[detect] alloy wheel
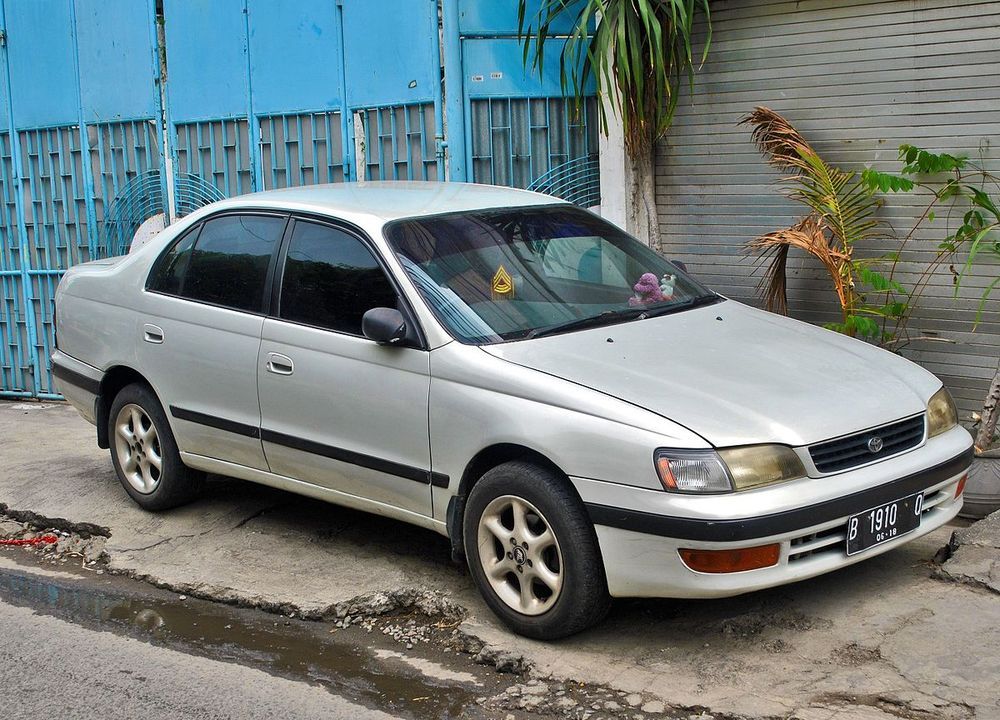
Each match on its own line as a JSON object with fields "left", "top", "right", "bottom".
{"left": 477, "top": 495, "right": 564, "bottom": 616}
{"left": 114, "top": 403, "right": 163, "bottom": 494}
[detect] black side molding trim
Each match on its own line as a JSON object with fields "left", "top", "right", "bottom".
{"left": 168, "top": 407, "right": 451, "bottom": 487}
{"left": 261, "top": 428, "right": 447, "bottom": 487}
{"left": 430, "top": 472, "right": 451, "bottom": 489}
{"left": 586, "top": 447, "right": 974, "bottom": 543}
{"left": 169, "top": 406, "right": 260, "bottom": 439}
{"left": 51, "top": 361, "right": 102, "bottom": 395}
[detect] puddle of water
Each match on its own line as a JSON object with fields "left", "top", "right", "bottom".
{"left": 0, "top": 560, "right": 493, "bottom": 720}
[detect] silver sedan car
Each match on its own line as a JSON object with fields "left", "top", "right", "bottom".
{"left": 52, "top": 182, "right": 973, "bottom": 639}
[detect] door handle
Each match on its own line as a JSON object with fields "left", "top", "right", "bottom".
{"left": 266, "top": 352, "right": 294, "bottom": 375}
{"left": 143, "top": 324, "right": 164, "bottom": 344}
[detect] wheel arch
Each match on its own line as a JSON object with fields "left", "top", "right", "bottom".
{"left": 446, "top": 443, "right": 581, "bottom": 561}
{"left": 96, "top": 365, "right": 155, "bottom": 449}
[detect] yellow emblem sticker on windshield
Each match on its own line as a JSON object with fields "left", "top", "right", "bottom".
{"left": 492, "top": 264, "right": 514, "bottom": 299}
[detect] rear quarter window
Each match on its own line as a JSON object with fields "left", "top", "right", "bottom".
{"left": 146, "top": 214, "right": 286, "bottom": 313}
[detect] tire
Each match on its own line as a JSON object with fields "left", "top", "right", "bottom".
{"left": 108, "top": 382, "right": 202, "bottom": 511}
{"left": 463, "top": 460, "right": 611, "bottom": 639}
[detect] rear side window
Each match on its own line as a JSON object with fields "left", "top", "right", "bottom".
{"left": 148, "top": 214, "right": 286, "bottom": 313}
{"left": 278, "top": 220, "right": 398, "bottom": 335}
{"left": 147, "top": 226, "right": 199, "bottom": 295}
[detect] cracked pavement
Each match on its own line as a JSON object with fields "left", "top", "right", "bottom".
{"left": 2, "top": 401, "right": 998, "bottom": 720}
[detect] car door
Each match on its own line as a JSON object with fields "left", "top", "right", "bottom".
{"left": 257, "top": 217, "right": 433, "bottom": 517}
{"left": 140, "top": 212, "right": 287, "bottom": 470}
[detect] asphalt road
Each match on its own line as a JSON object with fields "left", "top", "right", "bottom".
{"left": 0, "top": 594, "right": 395, "bottom": 720}
{"left": 0, "top": 555, "right": 501, "bottom": 720}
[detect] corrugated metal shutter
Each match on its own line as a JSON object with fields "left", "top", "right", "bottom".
{"left": 657, "top": 0, "right": 1000, "bottom": 420}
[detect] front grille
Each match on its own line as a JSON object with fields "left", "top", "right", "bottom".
{"left": 809, "top": 415, "right": 925, "bottom": 473}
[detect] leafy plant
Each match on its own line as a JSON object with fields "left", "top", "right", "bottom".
{"left": 517, "top": 0, "right": 711, "bottom": 251}
{"left": 862, "top": 145, "right": 1000, "bottom": 329}
{"left": 745, "top": 110, "right": 1000, "bottom": 450}
{"left": 741, "top": 107, "right": 907, "bottom": 339}
{"left": 863, "top": 145, "right": 1000, "bottom": 452}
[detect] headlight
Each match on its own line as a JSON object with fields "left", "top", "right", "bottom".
{"left": 927, "top": 386, "right": 958, "bottom": 438}
{"left": 656, "top": 445, "right": 806, "bottom": 493}
{"left": 654, "top": 450, "right": 732, "bottom": 493}
{"left": 719, "top": 445, "right": 807, "bottom": 490}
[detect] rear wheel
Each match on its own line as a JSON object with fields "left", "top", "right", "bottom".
{"left": 463, "top": 461, "right": 611, "bottom": 639}
{"left": 109, "top": 383, "right": 202, "bottom": 510}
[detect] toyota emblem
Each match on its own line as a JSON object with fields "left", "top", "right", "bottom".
{"left": 867, "top": 436, "right": 884, "bottom": 454}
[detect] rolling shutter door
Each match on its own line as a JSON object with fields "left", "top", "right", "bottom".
{"left": 657, "top": 0, "right": 1000, "bottom": 418}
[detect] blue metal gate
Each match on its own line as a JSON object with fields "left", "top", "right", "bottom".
{"left": 457, "top": 2, "right": 600, "bottom": 206}
{"left": 0, "top": 0, "right": 599, "bottom": 399}
{"left": 163, "top": 0, "right": 443, "bottom": 199}
{"left": 0, "top": 0, "right": 163, "bottom": 398}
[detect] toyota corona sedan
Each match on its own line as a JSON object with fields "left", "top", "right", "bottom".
{"left": 52, "top": 182, "right": 973, "bottom": 639}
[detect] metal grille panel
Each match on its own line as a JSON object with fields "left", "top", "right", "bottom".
{"left": 358, "top": 103, "right": 438, "bottom": 182}
{"left": 259, "top": 111, "right": 345, "bottom": 189}
{"left": 0, "top": 131, "right": 32, "bottom": 396}
{"left": 19, "top": 127, "right": 93, "bottom": 270}
{"left": 809, "top": 415, "right": 926, "bottom": 473}
{"left": 174, "top": 119, "right": 253, "bottom": 200}
{"left": 89, "top": 120, "right": 162, "bottom": 257}
{"left": 470, "top": 96, "right": 598, "bottom": 194}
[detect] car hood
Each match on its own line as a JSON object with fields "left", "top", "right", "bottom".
{"left": 481, "top": 300, "right": 939, "bottom": 447}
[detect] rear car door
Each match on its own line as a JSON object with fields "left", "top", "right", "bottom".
{"left": 140, "top": 212, "right": 287, "bottom": 470}
{"left": 257, "top": 217, "right": 433, "bottom": 516}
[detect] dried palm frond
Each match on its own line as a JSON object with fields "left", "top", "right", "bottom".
{"left": 747, "top": 217, "right": 853, "bottom": 314}
{"left": 740, "top": 106, "right": 816, "bottom": 174}
{"left": 742, "top": 108, "right": 880, "bottom": 327}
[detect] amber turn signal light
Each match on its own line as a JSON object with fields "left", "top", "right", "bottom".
{"left": 679, "top": 544, "right": 781, "bottom": 574}
{"left": 955, "top": 473, "right": 968, "bottom": 499}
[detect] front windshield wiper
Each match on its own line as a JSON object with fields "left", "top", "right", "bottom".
{"left": 524, "top": 294, "right": 722, "bottom": 340}
{"left": 638, "top": 293, "right": 722, "bottom": 319}
{"left": 525, "top": 307, "right": 646, "bottom": 339}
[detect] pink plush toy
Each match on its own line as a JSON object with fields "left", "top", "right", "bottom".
{"left": 628, "top": 272, "right": 665, "bottom": 306}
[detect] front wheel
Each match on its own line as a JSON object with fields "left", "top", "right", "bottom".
{"left": 108, "top": 383, "right": 202, "bottom": 511}
{"left": 463, "top": 461, "right": 611, "bottom": 639}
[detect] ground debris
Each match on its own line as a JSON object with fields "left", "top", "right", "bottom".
{"left": 934, "top": 511, "right": 1000, "bottom": 595}
{"left": 808, "top": 692, "right": 976, "bottom": 720}
{"left": 0, "top": 510, "right": 108, "bottom": 566}
{"left": 328, "top": 587, "right": 466, "bottom": 624}
{"left": 476, "top": 675, "right": 759, "bottom": 719}
{"left": 0, "top": 503, "right": 109, "bottom": 539}
{"left": 831, "top": 642, "right": 884, "bottom": 667}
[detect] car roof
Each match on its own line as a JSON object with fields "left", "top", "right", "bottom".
{"left": 208, "top": 181, "right": 566, "bottom": 224}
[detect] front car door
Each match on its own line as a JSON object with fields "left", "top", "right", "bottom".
{"left": 257, "top": 217, "right": 433, "bottom": 517}
{"left": 140, "top": 212, "right": 287, "bottom": 470}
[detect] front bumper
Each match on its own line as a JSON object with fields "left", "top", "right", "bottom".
{"left": 574, "top": 427, "right": 973, "bottom": 598}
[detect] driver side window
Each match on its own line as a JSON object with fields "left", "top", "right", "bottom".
{"left": 278, "top": 220, "right": 398, "bottom": 335}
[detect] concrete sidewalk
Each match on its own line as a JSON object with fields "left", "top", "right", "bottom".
{"left": 2, "top": 400, "right": 998, "bottom": 720}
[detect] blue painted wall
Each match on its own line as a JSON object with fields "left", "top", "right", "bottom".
{"left": 4, "top": 0, "right": 79, "bottom": 129}
{"left": 76, "top": 0, "right": 160, "bottom": 123}
{"left": 342, "top": 0, "right": 439, "bottom": 109}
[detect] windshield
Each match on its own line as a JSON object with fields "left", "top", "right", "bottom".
{"left": 384, "top": 205, "right": 717, "bottom": 344}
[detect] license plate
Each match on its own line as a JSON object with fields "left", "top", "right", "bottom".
{"left": 846, "top": 492, "right": 923, "bottom": 556}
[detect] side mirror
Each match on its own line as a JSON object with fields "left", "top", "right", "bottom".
{"left": 362, "top": 307, "right": 407, "bottom": 345}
